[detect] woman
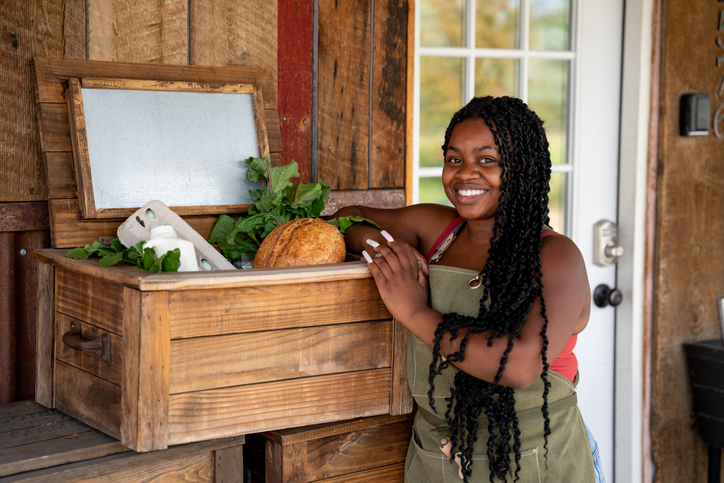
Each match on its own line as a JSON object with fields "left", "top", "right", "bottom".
{"left": 332, "top": 96, "right": 599, "bottom": 482}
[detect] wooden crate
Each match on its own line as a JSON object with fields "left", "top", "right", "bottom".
{"left": 244, "top": 413, "right": 413, "bottom": 483}
{"left": 0, "top": 400, "right": 244, "bottom": 482}
{"left": 35, "top": 251, "right": 412, "bottom": 452}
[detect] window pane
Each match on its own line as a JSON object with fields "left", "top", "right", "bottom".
{"left": 548, "top": 171, "right": 567, "bottom": 233}
{"left": 419, "top": 177, "right": 453, "bottom": 205}
{"left": 528, "top": 59, "right": 569, "bottom": 165}
{"left": 420, "top": 57, "right": 464, "bottom": 168}
{"left": 420, "top": 0, "right": 465, "bottom": 47}
{"left": 530, "top": 0, "right": 571, "bottom": 51}
{"left": 476, "top": 0, "right": 520, "bottom": 49}
{"left": 474, "top": 58, "right": 518, "bottom": 98}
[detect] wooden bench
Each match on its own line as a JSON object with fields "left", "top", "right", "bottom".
{"left": 0, "top": 400, "right": 244, "bottom": 482}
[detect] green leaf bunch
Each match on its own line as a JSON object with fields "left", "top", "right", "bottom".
{"left": 327, "top": 215, "right": 382, "bottom": 235}
{"left": 208, "top": 157, "right": 331, "bottom": 260}
{"left": 66, "top": 239, "right": 181, "bottom": 272}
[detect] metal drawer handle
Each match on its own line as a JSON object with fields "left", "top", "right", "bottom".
{"left": 63, "top": 323, "right": 110, "bottom": 363}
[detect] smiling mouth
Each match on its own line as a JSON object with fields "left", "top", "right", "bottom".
{"left": 457, "top": 189, "right": 488, "bottom": 196}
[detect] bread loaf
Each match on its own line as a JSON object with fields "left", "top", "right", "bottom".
{"left": 253, "top": 218, "right": 346, "bottom": 268}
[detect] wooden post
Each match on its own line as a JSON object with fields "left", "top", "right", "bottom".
{"left": 390, "top": 318, "right": 413, "bottom": 415}
{"left": 122, "top": 288, "right": 170, "bottom": 451}
{"left": 35, "top": 263, "right": 55, "bottom": 408}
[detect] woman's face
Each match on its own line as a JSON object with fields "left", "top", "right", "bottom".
{"left": 442, "top": 119, "right": 503, "bottom": 222}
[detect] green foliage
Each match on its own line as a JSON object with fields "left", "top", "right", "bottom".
{"left": 66, "top": 239, "right": 181, "bottom": 272}
{"left": 328, "top": 216, "right": 382, "bottom": 235}
{"left": 209, "top": 157, "right": 331, "bottom": 261}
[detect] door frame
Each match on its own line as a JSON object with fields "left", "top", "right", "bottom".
{"left": 615, "top": 0, "right": 656, "bottom": 482}
{"left": 403, "top": 0, "right": 655, "bottom": 480}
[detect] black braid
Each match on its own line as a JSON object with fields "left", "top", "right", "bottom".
{"left": 426, "top": 96, "right": 552, "bottom": 482}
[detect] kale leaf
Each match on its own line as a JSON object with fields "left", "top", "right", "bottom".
{"left": 208, "top": 157, "right": 331, "bottom": 261}
{"left": 66, "top": 239, "right": 181, "bottom": 272}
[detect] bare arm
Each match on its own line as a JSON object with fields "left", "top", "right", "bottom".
{"left": 329, "top": 203, "right": 458, "bottom": 256}
{"left": 366, "top": 234, "right": 590, "bottom": 389}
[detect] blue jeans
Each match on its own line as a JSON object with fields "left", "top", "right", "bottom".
{"left": 586, "top": 425, "right": 606, "bottom": 483}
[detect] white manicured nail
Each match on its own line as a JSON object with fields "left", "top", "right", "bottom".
{"left": 362, "top": 250, "right": 373, "bottom": 263}
{"left": 381, "top": 230, "right": 394, "bottom": 242}
{"left": 366, "top": 239, "right": 380, "bottom": 248}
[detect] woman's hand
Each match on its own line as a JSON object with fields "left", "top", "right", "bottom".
{"left": 362, "top": 231, "right": 430, "bottom": 322}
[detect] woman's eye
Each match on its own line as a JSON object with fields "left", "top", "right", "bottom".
{"left": 445, "top": 157, "right": 461, "bottom": 164}
{"left": 479, "top": 157, "right": 495, "bottom": 165}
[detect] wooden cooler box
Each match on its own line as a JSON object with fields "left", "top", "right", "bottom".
{"left": 31, "top": 58, "right": 412, "bottom": 453}
{"left": 0, "top": 400, "right": 245, "bottom": 482}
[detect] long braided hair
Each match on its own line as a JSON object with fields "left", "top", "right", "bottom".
{"left": 428, "top": 96, "right": 552, "bottom": 482}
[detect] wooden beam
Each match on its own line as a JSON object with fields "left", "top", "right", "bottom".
{"left": 278, "top": 0, "right": 314, "bottom": 181}
{"left": 0, "top": 203, "right": 49, "bottom": 232}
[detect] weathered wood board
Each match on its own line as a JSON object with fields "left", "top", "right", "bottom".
{"left": 244, "top": 413, "right": 412, "bottom": 483}
{"left": 316, "top": 0, "right": 410, "bottom": 190}
{"left": 0, "top": 0, "right": 85, "bottom": 203}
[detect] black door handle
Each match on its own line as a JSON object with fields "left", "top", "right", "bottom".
{"left": 594, "top": 284, "right": 623, "bottom": 308}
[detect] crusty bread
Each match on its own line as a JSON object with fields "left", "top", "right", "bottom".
{"left": 253, "top": 218, "right": 346, "bottom": 268}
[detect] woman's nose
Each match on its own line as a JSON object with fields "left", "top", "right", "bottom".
{"left": 456, "top": 161, "right": 480, "bottom": 179}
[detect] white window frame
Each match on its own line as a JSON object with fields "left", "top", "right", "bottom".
{"left": 412, "top": 0, "right": 577, "bottom": 235}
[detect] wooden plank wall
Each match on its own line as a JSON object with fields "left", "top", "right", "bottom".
{"left": 651, "top": 0, "right": 724, "bottom": 481}
{"left": 317, "top": 0, "right": 408, "bottom": 189}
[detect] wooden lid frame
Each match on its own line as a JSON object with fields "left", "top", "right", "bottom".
{"left": 31, "top": 58, "right": 281, "bottom": 248}
{"left": 66, "top": 77, "right": 270, "bottom": 220}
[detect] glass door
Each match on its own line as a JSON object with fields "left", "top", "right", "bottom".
{"left": 413, "top": 1, "right": 625, "bottom": 479}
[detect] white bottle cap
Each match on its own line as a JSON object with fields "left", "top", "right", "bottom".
{"left": 150, "top": 225, "right": 177, "bottom": 238}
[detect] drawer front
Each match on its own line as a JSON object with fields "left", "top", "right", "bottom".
{"left": 169, "top": 321, "right": 393, "bottom": 393}
{"left": 56, "top": 313, "right": 123, "bottom": 386}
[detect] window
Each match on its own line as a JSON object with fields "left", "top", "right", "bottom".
{"left": 413, "top": 0, "right": 575, "bottom": 233}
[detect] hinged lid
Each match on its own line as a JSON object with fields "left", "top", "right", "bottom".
{"left": 32, "top": 57, "right": 282, "bottom": 249}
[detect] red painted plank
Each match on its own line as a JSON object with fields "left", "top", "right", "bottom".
{"left": 278, "top": 0, "right": 314, "bottom": 182}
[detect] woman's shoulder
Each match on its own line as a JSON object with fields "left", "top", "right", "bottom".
{"left": 539, "top": 233, "right": 589, "bottom": 288}
{"left": 383, "top": 204, "right": 460, "bottom": 254}
{"left": 406, "top": 203, "right": 461, "bottom": 235}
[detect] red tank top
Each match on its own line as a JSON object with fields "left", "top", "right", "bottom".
{"left": 427, "top": 216, "right": 578, "bottom": 382}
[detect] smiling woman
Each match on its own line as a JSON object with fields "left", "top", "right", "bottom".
{"left": 441, "top": 119, "right": 502, "bottom": 223}
{"left": 330, "top": 96, "right": 597, "bottom": 482}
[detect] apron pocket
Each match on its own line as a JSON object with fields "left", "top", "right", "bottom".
{"left": 408, "top": 433, "right": 542, "bottom": 482}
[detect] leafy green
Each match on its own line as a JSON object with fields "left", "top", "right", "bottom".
{"left": 328, "top": 216, "right": 382, "bottom": 235}
{"left": 209, "top": 157, "right": 331, "bottom": 260}
{"left": 66, "top": 239, "right": 181, "bottom": 272}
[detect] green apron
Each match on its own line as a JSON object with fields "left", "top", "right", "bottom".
{"left": 404, "top": 265, "right": 595, "bottom": 482}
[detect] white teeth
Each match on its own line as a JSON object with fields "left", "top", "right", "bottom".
{"left": 457, "top": 189, "right": 487, "bottom": 196}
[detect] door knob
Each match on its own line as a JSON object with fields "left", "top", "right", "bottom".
{"left": 594, "top": 284, "right": 623, "bottom": 308}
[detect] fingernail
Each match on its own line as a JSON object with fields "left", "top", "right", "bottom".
{"left": 381, "top": 230, "right": 394, "bottom": 242}
{"left": 362, "top": 250, "right": 373, "bottom": 263}
{"left": 366, "top": 239, "right": 380, "bottom": 248}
